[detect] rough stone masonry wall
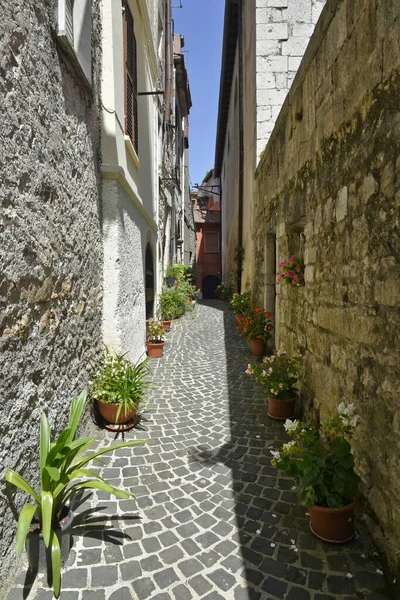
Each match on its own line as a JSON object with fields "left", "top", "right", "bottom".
{"left": 256, "top": 0, "right": 326, "bottom": 159}
{"left": 254, "top": 0, "right": 400, "bottom": 570}
{"left": 0, "top": 0, "right": 102, "bottom": 586}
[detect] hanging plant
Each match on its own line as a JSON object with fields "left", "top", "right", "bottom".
{"left": 276, "top": 255, "right": 305, "bottom": 286}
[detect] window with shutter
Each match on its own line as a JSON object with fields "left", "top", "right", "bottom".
{"left": 123, "top": 0, "right": 139, "bottom": 153}
{"left": 204, "top": 232, "right": 220, "bottom": 253}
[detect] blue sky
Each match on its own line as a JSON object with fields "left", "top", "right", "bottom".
{"left": 173, "top": 0, "right": 225, "bottom": 187}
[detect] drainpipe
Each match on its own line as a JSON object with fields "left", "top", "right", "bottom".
{"left": 237, "top": 0, "right": 244, "bottom": 293}
{"left": 165, "top": 0, "right": 173, "bottom": 122}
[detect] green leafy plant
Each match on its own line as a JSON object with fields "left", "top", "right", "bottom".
{"left": 236, "top": 306, "right": 273, "bottom": 342}
{"left": 246, "top": 349, "right": 303, "bottom": 399}
{"left": 90, "top": 348, "right": 150, "bottom": 420}
{"left": 276, "top": 255, "right": 305, "bottom": 286}
{"left": 166, "top": 264, "right": 193, "bottom": 283}
{"left": 230, "top": 291, "right": 253, "bottom": 316}
{"left": 234, "top": 245, "right": 245, "bottom": 268}
{"left": 176, "top": 275, "right": 198, "bottom": 301}
{"left": 146, "top": 319, "right": 166, "bottom": 342}
{"left": 271, "top": 403, "right": 361, "bottom": 508}
{"left": 4, "top": 390, "right": 150, "bottom": 598}
{"left": 158, "top": 287, "right": 187, "bottom": 320}
{"left": 215, "top": 282, "right": 234, "bottom": 300}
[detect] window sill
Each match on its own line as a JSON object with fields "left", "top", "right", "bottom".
{"left": 124, "top": 136, "right": 140, "bottom": 168}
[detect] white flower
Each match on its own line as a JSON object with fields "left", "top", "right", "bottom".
{"left": 284, "top": 419, "right": 299, "bottom": 433}
{"left": 245, "top": 364, "right": 254, "bottom": 375}
{"left": 268, "top": 367, "right": 273, "bottom": 374}
{"left": 340, "top": 415, "right": 350, "bottom": 427}
{"left": 338, "top": 402, "right": 346, "bottom": 413}
{"left": 270, "top": 450, "right": 281, "bottom": 460}
{"left": 283, "top": 440, "right": 296, "bottom": 452}
{"left": 350, "top": 415, "right": 360, "bottom": 427}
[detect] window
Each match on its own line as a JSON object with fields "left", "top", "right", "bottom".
{"left": 204, "top": 232, "right": 220, "bottom": 253}
{"left": 57, "top": 0, "right": 92, "bottom": 85}
{"left": 123, "top": 0, "right": 138, "bottom": 152}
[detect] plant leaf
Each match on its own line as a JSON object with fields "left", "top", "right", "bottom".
{"left": 4, "top": 469, "right": 40, "bottom": 504}
{"left": 41, "top": 491, "right": 53, "bottom": 547}
{"left": 72, "top": 440, "right": 152, "bottom": 471}
{"left": 50, "top": 530, "right": 61, "bottom": 598}
{"left": 62, "top": 479, "right": 135, "bottom": 505}
{"left": 15, "top": 503, "right": 38, "bottom": 556}
{"left": 40, "top": 412, "right": 51, "bottom": 490}
{"left": 67, "top": 389, "right": 87, "bottom": 443}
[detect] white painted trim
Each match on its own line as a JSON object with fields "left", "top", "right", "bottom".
{"left": 102, "top": 165, "right": 157, "bottom": 232}
{"left": 124, "top": 136, "right": 141, "bottom": 169}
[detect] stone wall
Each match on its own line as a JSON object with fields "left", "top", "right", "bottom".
{"left": 256, "top": 0, "right": 326, "bottom": 158}
{"left": 254, "top": 0, "right": 400, "bottom": 570}
{"left": 0, "top": 0, "right": 102, "bottom": 586}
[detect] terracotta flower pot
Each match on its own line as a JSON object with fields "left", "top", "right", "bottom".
{"left": 267, "top": 396, "right": 297, "bottom": 420}
{"left": 162, "top": 320, "right": 172, "bottom": 332}
{"left": 146, "top": 340, "right": 165, "bottom": 358}
{"left": 250, "top": 339, "right": 266, "bottom": 356}
{"left": 309, "top": 497, "right": 358, "bottom": 543}
{"left": 97, "top": 400, "right": 137, "bottom": 431}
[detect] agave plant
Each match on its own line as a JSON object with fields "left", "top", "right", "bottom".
{"left": 4, "top": 389, "right": 150, "bottom": 597}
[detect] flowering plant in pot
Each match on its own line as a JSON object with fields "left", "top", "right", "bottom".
{"left": 230, "top": 291, "right": 253, "bottom": 320}
{"left": 4, "top": 390, "right": 150, "bottom": 597}
{"left": 236, "top": 307, "right": 273, "bottom": 355}
{"left": 246, "top": 350, "right": 303, "bottom": 418}
{"left": 146, "top": 319, "right": 166, "bottom": 358}
{"left": 271, "top": 403, "right": 361, "bottom": 542}
{"left": 276, "top": 255, "right": 305, "bottom": 286}
{"left": 215, "top": 282, "right": 234, "bottom": 301}
{"left": 90, "top": 348, "right": 150, "bottom": 430}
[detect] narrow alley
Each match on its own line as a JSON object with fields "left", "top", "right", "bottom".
{"left": 6, "top": 303, "right": 396, "bottom": 600}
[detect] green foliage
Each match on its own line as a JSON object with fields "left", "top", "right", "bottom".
{"left": 146, "top": 319, "right": 166, "bottom": 342}
{"left": 215, "top": 282, "right": 234, "bottom": 299}
{"left": 90, "top": 348, "right": 150, "bottom": 420}
{"left": 234, "top": 245, "right": 245, "bottom": 268}
{"left": 246, "top": 349, "right": 303, "bottom": 399}
{"left": 271, "top": 404, "right": 361, "bottom": 508}
{"left": 230, "top": 291, "right": 253, "bottom": 315}
{"left": 175, "top": 275, "right": 198, "bottom": 301}
{"left": 236, "top": 306, "right": 274, "bottom": 342}
{"left": 158, "top": 287, "right": 187, "bottom": 320}
{"left": 4, "top": 390, "right": 150, "bottom": 597}
{"left": 166, "top": 264, "right": 193, "bottom": 283}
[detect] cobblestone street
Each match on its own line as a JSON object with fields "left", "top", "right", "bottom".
{"left": 6, "top": 302, "right": 398, "bottom": 600}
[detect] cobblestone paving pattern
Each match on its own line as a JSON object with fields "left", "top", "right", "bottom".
{"left": 5, "top": 302, "right": 399, "bottom": 600}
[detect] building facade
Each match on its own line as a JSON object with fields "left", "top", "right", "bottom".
{"left": 214, "top": 0, "right": 325, "bottom": 289}
{"left": 192, "top": 172, "right": 221, "bottom": 298}
{"left": 0, "top": 0, "right": 103, "bottom": 585}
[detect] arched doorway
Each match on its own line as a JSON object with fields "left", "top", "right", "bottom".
{"left": 145, "top": 243, "right": 155, "bottom": 319}
{"left": 202, "top": 275, "right": 220, "bottom": 300}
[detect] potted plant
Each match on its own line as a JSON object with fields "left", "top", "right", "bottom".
{"left": 90, "top": 348, "right": 150, "bottom": 430}
{"left": 237, "top": 306, "right": 274, "bottom": 355}
{"left": 230, "top": 291, "right": 253, "bottom": 323}
{"left": 158, "top": 286, "right": 187, "bottom": 327}
{"left": 246, "top": 350, "right": 303, "bottom": 417}
{"left": 176, "top": 275, "right": 198, "bottom": 304}
{"left": 4, "top": 390, "right": 150, "bottom": 598}
{"left": 215, "top": 282, "right": 234, "bottom": 301}
{"left": 276, "top": 255, "right": 305, "bottom": 286}
{"left": 271, "top": 403, "right": 361, "bottom": 542}
{"left": 146, "top": 319, "right": 166, "bottom": 357}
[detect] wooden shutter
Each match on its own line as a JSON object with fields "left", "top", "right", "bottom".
{"left": 65, "top": 0, "right": 74, "bottom": 46}
{"left": 123, "top": 1, "right": 138, "bottom": 153}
